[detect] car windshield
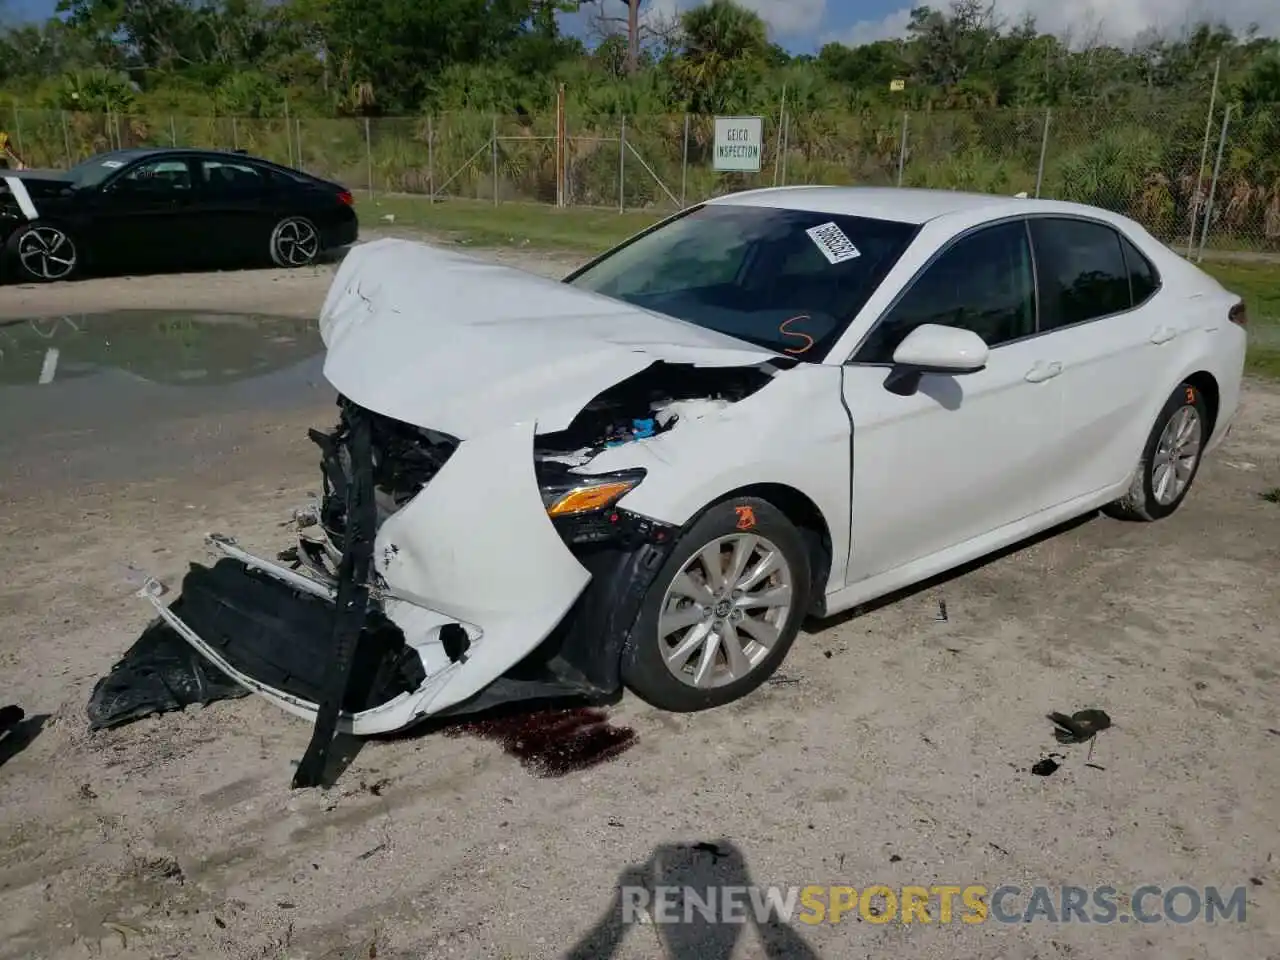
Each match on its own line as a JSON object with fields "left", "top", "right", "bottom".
{"left": 66, "top": 152, "right": 137, "bottom": 187}
{"left": 566, "top": 203, "right": 919, "bottom": 360}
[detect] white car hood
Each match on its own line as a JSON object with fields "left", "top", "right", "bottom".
{"left": 319, "top": 238, "right": 780, "bottom": 437}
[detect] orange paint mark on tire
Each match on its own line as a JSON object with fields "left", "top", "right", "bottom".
{"left": 734, "top": 505, "right": 757, "bottom": 530}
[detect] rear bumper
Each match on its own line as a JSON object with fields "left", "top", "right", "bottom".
{"left": 321, "top": 214, "right": 358, "bottom": 251}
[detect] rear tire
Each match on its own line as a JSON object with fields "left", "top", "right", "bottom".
{"left": 621, "top": 497, "right": 811, "bottom": 712}
{"left": 269, "top": 216, "right": 320, "bottom": 267}
{"left": 1105, "top": 381, "right": 1209, "bottom": 522}
{"left": 7, "top": 223, "right": 79, "bottom": 282}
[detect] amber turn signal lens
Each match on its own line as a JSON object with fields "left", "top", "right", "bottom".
{"left": 546, "top": 481, "right": 638, "bottom": 517}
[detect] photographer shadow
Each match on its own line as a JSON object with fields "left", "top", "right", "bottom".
{"left": 564, "top": 839, "right": 820, "bottom": 960}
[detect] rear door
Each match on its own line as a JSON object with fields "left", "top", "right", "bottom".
{"left": 1026, "top": 216, "right": 1169, "bottom": 501}
{"left": 191, "top": 156, "right": 280, "bottom": 264}
{"left": 89, "top": 157, "right": 199, "bottom": 269}
{"left": 842, "top": 219, "right": 1069, "bottom": 581}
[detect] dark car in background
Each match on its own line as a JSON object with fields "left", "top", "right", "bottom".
{"left": 1, "top": 147, "right": 359, "bottom": 282}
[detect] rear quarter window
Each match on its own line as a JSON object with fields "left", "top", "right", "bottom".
{"left": 1119, "top": 234, "right": 1160, "bottom": 306}
{"left": 1030, "top": 218, "right": 1133, "bottom": 330}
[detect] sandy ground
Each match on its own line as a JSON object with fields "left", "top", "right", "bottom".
{"left": 1, "top": 244, "right": 1279, "bottom": 960}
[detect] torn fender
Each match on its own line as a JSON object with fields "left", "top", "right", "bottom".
{"left": 318, "top": 238, "right": 781, "bottom": 437}
{"left": 374, "top": 419, "right": 593, "bottom": 716}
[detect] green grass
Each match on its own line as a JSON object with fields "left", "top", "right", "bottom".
{"left": 355, "top": 197, "right": 1280, "bottom": 379}
{"left": 1261, "top": 487, "right": 1280, "bottom": 504}
{"left": 361, "top": 195, "right": 666, "bottom": 253}
{"left": 1201, "top": 261, "right": 1280, "bottom": 379}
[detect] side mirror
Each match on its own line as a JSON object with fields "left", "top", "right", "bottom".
{"left": 884, "top": 323, "right": 989, "bottom": 397}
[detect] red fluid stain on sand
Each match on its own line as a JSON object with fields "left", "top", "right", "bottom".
{"left": 444, "top": 707, "right": 637, "bottom": 777}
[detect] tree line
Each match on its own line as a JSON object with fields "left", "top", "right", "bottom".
{"left": 0, "top": 0, "right": 1278, "bottom": 119}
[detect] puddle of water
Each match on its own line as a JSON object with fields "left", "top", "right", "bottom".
{"left": 0, "top": 310, "right": 322, "bottom": 387}
{"left": 444, "top": 707, "right": 638, "bottom": 777}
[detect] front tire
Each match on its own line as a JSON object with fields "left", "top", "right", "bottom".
{"left": 621, "top": 497, "right": 811, "bottom": 712}
{"left": 7, "top": 223, "right": 79, "bottom": 282}
{"left": 269, "top": 216, "right": 320, "bottom": 267}
{"left": 1105, "top": 381, "right": 1209, "bottom": 522}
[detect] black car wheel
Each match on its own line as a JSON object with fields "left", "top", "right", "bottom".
{"left": 1105, "top": 381, "right": 1210, "bottom": 522}
{"left": 269, "top": 216, "right": 321, "bottom": 267}
{"left": 8, "top": 223, "right": 79, "bottom": 282}
{"left": 621, "top": 497, "right": 812, "bottom": 712}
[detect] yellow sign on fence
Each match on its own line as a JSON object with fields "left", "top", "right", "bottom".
{"left": 889, "top": 79, "right": 906, "bottom": 92}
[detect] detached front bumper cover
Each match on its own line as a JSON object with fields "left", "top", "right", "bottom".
{"left": 101, "top": 400, "right": 678, "bottom": 788}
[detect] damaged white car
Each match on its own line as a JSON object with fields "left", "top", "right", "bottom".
{"left": 116, "top": 187, "right": 1247, "bottom": 785}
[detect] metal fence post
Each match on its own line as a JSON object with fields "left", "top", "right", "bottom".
{"left": 427, "top": 115, "right": 435, "bottom": 203}
{"left": 680, "top": 114, "right": 690, "bottom": 207}
{"left": 295, "top": 118, "right": 303, "bottom": 171}
{"left": 1034, "top": 108, "right": 1052, "bottom": 198}
{"left": 619, "top": 115, "right": 627, "bottom": 213}
{"left": 1197, "top": 103, "right": 1232, "bottom": 263}
{"left": 232, "top": 115, "right": 238, "bottom": 150}
{"left": 896, "top": 111, "right": 909, "bottom": 187}
{"left": 492, "top": 114, "right": 499, "bottom": 206}
{"left": 283, "top": 97, "right": 293, "bottom": 167}
{"left": 781, "top": 114, "right": 790, "bottom": 186}
{"left": 364, "top": 116, "right": 373, "bottom": 199}
{"left": 61, "top": 110, "right": 72, "bottom": 166}
{"left": 12, "top": 103, "right": 22, "bottom": 157}
{"left": 169, "top": 115, "right": 177, "bottom": 147}
{"left": 1188, "top": 57, "right": 1222, "bottom": 257}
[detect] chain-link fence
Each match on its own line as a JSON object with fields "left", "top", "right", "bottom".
{"left": 4, "top": 104, "right": 1278, "bottom": 255}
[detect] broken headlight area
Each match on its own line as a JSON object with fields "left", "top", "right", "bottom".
{"left": 537, "top": 464, "right": 661, "bottom": 547}
{"left": 309, "top": 398, "right": 459, "bottom": 561}
{"left": 533, "top": 360, "right": 776, "bottom": 467}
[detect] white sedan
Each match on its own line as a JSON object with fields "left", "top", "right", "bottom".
{"left": 137, "top": 186, "right": 1248, "bottom": 783}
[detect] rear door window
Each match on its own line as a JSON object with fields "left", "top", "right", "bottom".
{"left": 1029, "top": 218, "right": 1133, "bottom": 330}
{"left": 200, "top": 159, "right": 270, "bottom": 198}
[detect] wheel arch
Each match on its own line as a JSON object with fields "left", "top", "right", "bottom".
{"left": 685, "top": 482, "right": 834, "bottom": 614}
{"left": 1183, "top": 370, "right": 1220, "bottom": 438}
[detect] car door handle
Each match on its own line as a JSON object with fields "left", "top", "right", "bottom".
{"left": 1150, "top": 326, "right": 1179, "bottom": 344}
{"left": 1024, "top": 361, "right": 1062, "bottom": 383}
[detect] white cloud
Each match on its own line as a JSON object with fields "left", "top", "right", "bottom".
{"left": 826, "top": 0, "right": 1280, "bottom": 47}
{"left": 734, "top": 0, "right": 827, "bottom": 36}
{"left": 636, "top": 0, "right": 827, "bottom": 38}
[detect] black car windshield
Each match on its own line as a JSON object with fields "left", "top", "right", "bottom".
{"left": 565, "top": 203, "right": 919, "bottom": 360}
{"left": 66, "top": 151, "right": 137, "bottom": 187}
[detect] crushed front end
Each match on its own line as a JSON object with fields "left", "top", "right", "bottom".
{"left": 117, "top": 396, "right": 678, "bottom": 787}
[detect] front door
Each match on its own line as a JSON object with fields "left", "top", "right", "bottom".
{"left": 841, "top": 219, "right": 1068, "bottom": 583}
{"left": 90, "top": 157, "right": 198, "bottom": 270}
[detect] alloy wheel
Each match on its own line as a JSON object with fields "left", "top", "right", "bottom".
{"left": 273, "top": 219, "right": 319, "bottom": 266}
{"left": 657, "top": 533, "right": 795, "bottom": 689}
{"left": 1151, "top": 405, "right": 1202, "bottom": 505}
{"left": 17, "top": 227, "right": 77, "bottom": 281}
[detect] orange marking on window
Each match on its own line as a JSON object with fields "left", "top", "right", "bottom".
{"left": 779, "top": 315, "right": 816, "bottom": 355}
{"left": 734, "top": 505, "right": 757, "bottom": 530}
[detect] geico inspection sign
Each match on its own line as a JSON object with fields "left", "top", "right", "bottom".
{"left": 713, "top": 116, "right": 764, "bottom": 173}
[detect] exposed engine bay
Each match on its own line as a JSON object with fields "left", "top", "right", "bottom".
{"left": 534, "top": 361, "right": 779, "bottom": 466}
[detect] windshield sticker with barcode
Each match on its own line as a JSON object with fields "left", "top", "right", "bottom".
{"left": 101, "top": 160, "right": 124, "bottom": 168}
{"left": 806, "top": 222, "right": 861, "bottom": 264}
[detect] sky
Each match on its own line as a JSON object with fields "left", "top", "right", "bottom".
{"left": 566, "top": 0, "right": 1280, "bottom": 52}
{"left": 4, "top": 0, "right": 1279, "bottom": 51}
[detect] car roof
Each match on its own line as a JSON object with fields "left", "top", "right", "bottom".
{"left": 707, "top": 185, "right": 1137, "bottom": 229}
{"left": 85, "top": 147, "right": 279, "bottom": 165}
